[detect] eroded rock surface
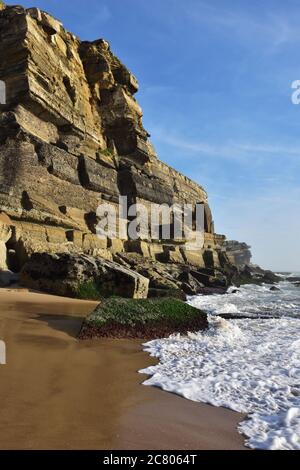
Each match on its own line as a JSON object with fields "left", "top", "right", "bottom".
{"left": 0, "top": 6, "right": 216, "bottom": 261}
{"left": 21, "top": 252, "right": 149, "bottom": 299}
{"left": 224, "top": 240, "right": 252, "bottom": 268}
{"left": 0, "top": 5, "right": 272, "bottom": 297}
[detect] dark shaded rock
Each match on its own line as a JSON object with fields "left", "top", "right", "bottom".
{"left": 78, "top": 156, "right": 119, "bottom": 196}
{"left": 196, "top": 286, "right": 228, "bottom": 295}
{"left": 233, "top": 265, "right": 281, "bottom": 286}
{"left": 190, "top": 269, "right": 228, "bottom": 288}
{"left": 270, "top": 286, "right": 280, "bottom": 291}
{"left": 36, "top": 143, "right": 80, "bottom": 185}
{"left": 286, "top": 277, "right": 300, "bottom": 283}
{"left": 148, "top": 288, "right": 187, "bottom": 301}
{"left": 220, "top": 313, "right": 278, "bottom": 320}
{"left": 21, "top": 252, "right": 149, "bottom": 299}
{"left": 178, "top": 271, "right": 204, "bottom": 295}
{"left": 0, "top": 270, "right": 19, "bottom": 287}
{"left": 262, "top": 270, "right": 281, "bottom": 284}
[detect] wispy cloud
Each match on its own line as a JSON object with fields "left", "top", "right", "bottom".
{"left": 152, "top": 127, "right": 300, "bottom": 163}
{"left": 184, "top": 1, "right": 300, "bottom": 50}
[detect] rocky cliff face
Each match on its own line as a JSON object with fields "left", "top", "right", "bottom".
{"left": 0, "top": 5, "right": 247, "bottom": 296}
{"left": 0, "top": 6, "right": 222, "bottom": 263}
{"left": 224, "top": 241, "right": 252, "bottom": 268}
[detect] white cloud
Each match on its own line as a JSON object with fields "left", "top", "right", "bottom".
{"left": 152, "top": 127, "right": 300, "bottom": 163}
{"left": 184, "top": 1, "right": 300, "bottom": 50}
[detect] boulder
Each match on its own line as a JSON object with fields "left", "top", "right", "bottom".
{"left": 147, "top": 288, "right": 187, "bottom": 301}
{"left": 21, "top": 253, "right": 149, "bottom": 299}
{"left": 262, "top": 270, "right": 281, "bottom": 284}
{"left": 190, "top": 269, "right": 228, "bottom": 288}
{"left": 157, "top": 246, "right": 185, "bottom": 264}
{"left": 178, "top": 271, "right": 204, "bottom": 295}
{"left": 180, "top": 249, "right": 205, "bottom": 268}
{"left": 232, "top": 265, "right": 281, "bottom": 286}
{"left": 79, "top": 297, "right": 208, "bottom": 339}
{"left": 0, "top": 270, "right": 19, "bottom": 287}
{"left": 286, "top": 277, "right": 300, "bottom": 283}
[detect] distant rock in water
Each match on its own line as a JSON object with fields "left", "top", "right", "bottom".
{"left": 270, "top": 286, "right": 280, "bottom": 291}
{"left": 286, "top": 277, "right": 300, "bottom": 283}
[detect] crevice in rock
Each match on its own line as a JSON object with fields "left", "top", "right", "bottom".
{"left": 84, "top": 211, "right": 97, "bottom": 234}
{"left": 77, "top": 155, "right": 89, "bottom": 187}
{"left": 5, "top": 235, "right": 25, "bottom": 273}
{"left": 63, "top": 76, "right": 76, "bottom": 105}
{"left": 55, "top": 140, "right": 69, "bottom": 152}
{"left": 65, "top": 230, "right": 74, "bottom": 242}
{"left": 21, "top": 191, "right": 33, "bottom": 211}
{"left": 203, "top": 250, "right": 214, "bottom": 269}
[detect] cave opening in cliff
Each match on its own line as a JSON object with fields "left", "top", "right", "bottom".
{"left": 203, "top": 250, "right": 215, "bottom": 269}
{"left": 5, "top": 239, "right": 21, "bottom": 273}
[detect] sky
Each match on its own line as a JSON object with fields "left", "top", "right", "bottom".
{"left": 5, "top": 0, "right": 300, "bottom": 271}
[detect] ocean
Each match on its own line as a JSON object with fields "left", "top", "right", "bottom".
{"left": 140, "top": 274, "right": 300, "bottom": 450}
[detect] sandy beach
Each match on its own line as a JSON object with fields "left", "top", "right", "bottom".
{"left": 0, "top": 289, "right": 246, "bottom": 450}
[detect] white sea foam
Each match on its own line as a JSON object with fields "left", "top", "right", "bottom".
{"left": 189, "top": 281, "right": 300, "bottom": 318}
{"left": 140, "top": 280, "right": 300, "bottom": 450}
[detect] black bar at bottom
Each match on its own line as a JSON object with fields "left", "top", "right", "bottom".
{"left": 0, "top": 450, "right": 297, "bottom": 465}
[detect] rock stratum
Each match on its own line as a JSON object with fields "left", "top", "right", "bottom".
{"left": 224, "top": 240, "right": 252, "bottom": 268}
{"left": 0, "top": 5, "right": 270, "bottom": 297}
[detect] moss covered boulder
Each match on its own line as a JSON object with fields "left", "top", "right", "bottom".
{"left": 79, "top": 297, "right": 208, "bottom": 339}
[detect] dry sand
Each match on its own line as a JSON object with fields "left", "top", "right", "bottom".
{"left": 0, "top": 289, "right": 246, "bottom": 450}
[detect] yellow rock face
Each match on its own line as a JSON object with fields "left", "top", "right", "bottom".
{"left": 0, "top": 5, "right": 222, "bottom": 274}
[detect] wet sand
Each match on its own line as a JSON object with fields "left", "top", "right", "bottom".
{"left": 0, "top": 289, "right": 246, "bottom": 450}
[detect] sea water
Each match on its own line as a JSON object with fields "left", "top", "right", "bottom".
{"left": 140, "top": 276, "right": 300, "bottom": 450}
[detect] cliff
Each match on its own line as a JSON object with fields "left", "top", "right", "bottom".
{"left": 0, "top": 5, "right": 250, "bottom": 297}
{"left": 224, "top": 241, "right": 252, "bottom": 268}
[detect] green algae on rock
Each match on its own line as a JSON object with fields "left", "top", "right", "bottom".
{"left": 79, "top": 297, "right": 208, "bottom": 339}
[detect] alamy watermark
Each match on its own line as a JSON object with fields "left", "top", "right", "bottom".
{"left": 0, "top": 340, "right": 6, "bottom": 365}
{"left": 96, "top": 197, "right": 205, "bottom": 250}
{"left": 291, "top": 80, "right": 300, "bottom": 104}
{"left": 0, "top": 79, "right": 6, "bottom": 104}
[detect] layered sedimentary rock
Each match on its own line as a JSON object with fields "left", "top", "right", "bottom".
{"left": 21, "top": 252, "right": 149, "bottom": 299}
{"left": 0, "top": 5, "right": 223, "bottom": 268}
{"left": 0, "top": 4, "right": 248, "bottom": 297}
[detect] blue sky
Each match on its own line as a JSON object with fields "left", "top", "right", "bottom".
{"left": 6, "top": 0, "right": 300, "bottom": 271}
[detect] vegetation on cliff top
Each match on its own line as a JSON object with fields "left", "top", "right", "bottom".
{"left": 79, "top": 297, "right": 208, "bottom": 339}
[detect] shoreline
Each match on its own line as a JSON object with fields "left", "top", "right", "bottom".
{"left": 0, "top": 289, "right": 246, "bottom": 450}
